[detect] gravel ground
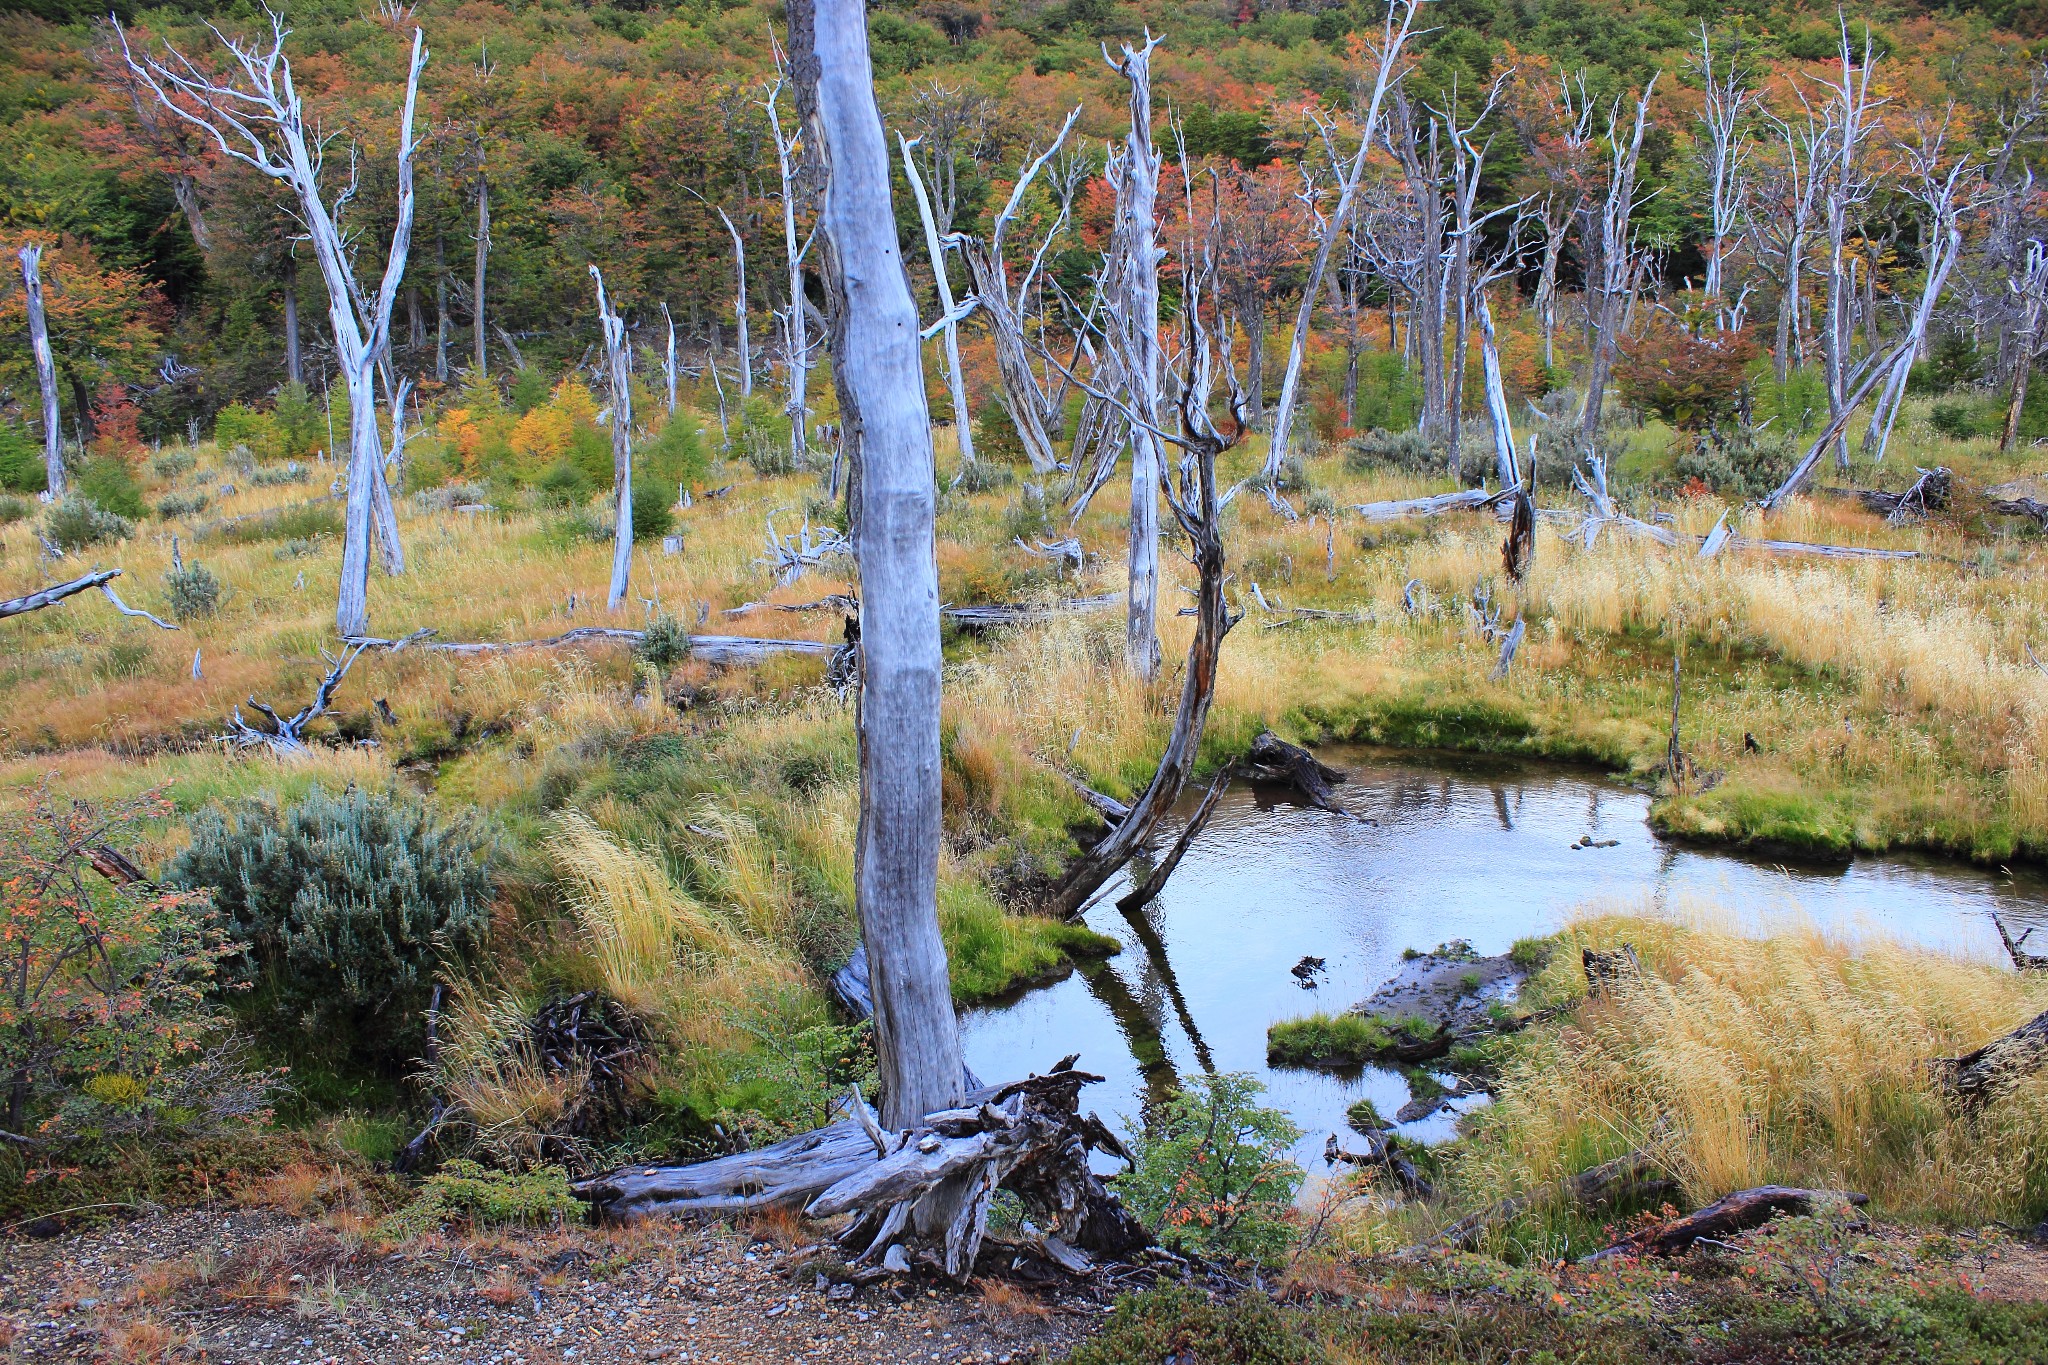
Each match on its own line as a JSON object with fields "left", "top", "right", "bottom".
{"left": 0, "top": 1209, "right": 1104, "bottom": 1364}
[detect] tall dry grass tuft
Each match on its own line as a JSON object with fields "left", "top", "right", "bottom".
{"left": 1453, "top": 908, "right": 2048, "bottom": 1231}
{"left": 545, "top": 809, "right": 802, "bottom": 1048}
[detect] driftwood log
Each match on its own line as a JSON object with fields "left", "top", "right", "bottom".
{"left": 1825, "top": 467, "right": 1951, "bottom": 522}
{"left": 1582, "top": 945, "right": 1643, "bottom": 997}
{"left": 1581, "top": 1186, "right": 1868, "bottom": 1263}
{"left": 1352, "top": 488, "right": 1506, "bottom": 523}
{"left": 1934, "top": 1007, "right": 2048, "bottom": 1105}
{"left": 224, "top": 641, "right": 368, "bottom": 754}
{"left": 570, "top": 1069, "right": 1147, "bottom": 1281}
{"left": 943, "top": 593, "right": 1119, "bottom": 632}
{"left": 346, "top": 627, "right": 842, "bottom": 667}
{"left": 1243, "top": 731, "right": 1346, "bottom": 815}
{"left": 1990, "top": 912, "right": 2048, "bottom": 972}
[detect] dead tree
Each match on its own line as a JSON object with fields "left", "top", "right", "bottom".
{"left": 0, "top": 568, "right": 177, "bottom": 629}
{"left": 796, "top": 0, "right": 964, "bottom": 1136}
{"left": 1258, "top": 0, "right": 1421, "bottom": 505}
{"left": 15, "top": 246, "right": 63, "bottom": 496}
{"left": 1817, "top": 22, "right": 1883, "bottom": 470}
{"left": 1751, "top": 107, "right": 1827, "bottom": 381}
{"left": 1578, "top": 78, "right": 1657, "bottom": 447}
{"left": 764, "top": 61, "right": 812, "bottom": 470}
{"left": 590, "top": 265, "right": 634, "bottom": 610}
{"left": 957, "top": 108, "right": 1084, "bottom": 476}
{"left": 121, "top": 11, "right": 421, "bottom": 637}
{"left": 472, "top": 172, "right": 490, "bottom": 380}
{"left": 2002, "top": 240, "right": 2048, "bottom": 453}
{"left": 1692, "top": 25, "right": 1755, "bottom": 332}
{"left": 713, "top": 203, "right": 753, "bottom": 401}
{"left": 1936, "top": 1007, "right": 2048, "bottom": 1105}
{"left": 901, "top": 133, "right": 977, "bottom": 474}
{"left": 224, "top": 641, "right": 368, "bottom": 755}
{"left": 659, "top": 302, "right": 679, "bottom": 417}
{"left": 1584, "top": 1187, "right": 1869, "bottom": 1263}
{"left": 1106, "top": 35, "right": 1166, "bottom": 682}
{"left": 1867, "top": 136, "right": 1975, "bottom": 462}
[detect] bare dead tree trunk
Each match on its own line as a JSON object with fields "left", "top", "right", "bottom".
{"left": 1578, "top": 79, "right": 1656, "bottom": 447}
{"left": 901, "top": 133, "right": 977, "bottom": 473}
{"left": 473, "top": 174, "right": 490, "bottom": 381}
{"left": 16, "top": 245, "right": 63, "bottom": 497}
{"left": 1820, "top": 23, "right": 1878, "bottom": 470}
{"left": 660, "top": 302, "right": 679, "bottom": 416}
{"left": 1108, "top": 36, "right": 1164, "bottom": 682}
{"left": 795, "top": 0, "right": 965, "bottom": 1132}
{"left": 284, "top": 253, "right": 304, "bottom": 387}
{"left": 1867, "top": 147, "right": 1972, "bottom": 463}
{"left": 715, "top": 206, "right": 754, "bottom": 402}
{"left": 2004, "top": 242, "right": 2048, "bottom": 453}
{"left": 122, "top": 18, "right": 424, "bottom": 636}
{"left": 1694, "top": 24, "right": 1754, "bottom": 331}
{"left": 434, "top": 234, "right": 449, "bottom": 383}
{"left": 591, "top": 266, "right": 635, "bottom": 610}
{"left": 766, "top": 67, "right": 810, "bottom": 469}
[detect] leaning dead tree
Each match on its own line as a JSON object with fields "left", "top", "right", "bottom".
{"left": 590, "top": 265, "right": 635, "bottom": 610}
{"left": 1257, "top": 0, "right": 1420, "bottom": 508}
{"left": 121, "top": 11, "right": 421, "bottom": 637}
{"left": 15, "top": 245, "right": 63, "bottom": 497}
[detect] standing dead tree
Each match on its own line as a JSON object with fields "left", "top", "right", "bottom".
{"left": 590, "top": 266, "right": 635, "bottom": 610}
{"left": 1750, "top": 105, "right": 1828, "bottom": 381}
{"left": 901, "top": 133, "right": 978, "bottom": 475}
{"left": 958, "top": 107, "right": 1085, "bottom": 476}
{"left": 1258, "top": 0, "right": 1420, "bottom": 508}
{"left": 765, "top": 60, "right": 814, "bottom": 471}
{"left": 710, "top": 201, "right": 754, "bottom": 401}
{"left": 14, "top": 245, "right": 63, "bottom": 497}
{"left": 1867, "top": 127, "right": 1976, "bottom": 463}
{"left": 1577, "top": 77, "right": 1657, "bottom": 448}
{"left": 121, "top": 11, "right": 421, "bottom": 637}
{"left": 1692, "top": 25, "right": 1755, "bottom": 332}
{"left": 1815, "top": 21, "right": 1884, "bottom": 470}
{"left": 1105, "top": 34, "right": 1167, "bottom": 682}
{"left": 2002, "top": 240, "right": 2048, "bottom": 453}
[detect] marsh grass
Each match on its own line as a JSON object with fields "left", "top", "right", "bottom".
{"left": 1380, "top": 908, "right": 2048, "bottom": 1259}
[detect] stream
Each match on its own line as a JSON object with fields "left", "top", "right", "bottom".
{"left": 961, "top": 748, "right": 2048, "bottom": 1173}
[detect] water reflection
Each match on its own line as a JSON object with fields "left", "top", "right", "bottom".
{"left": 961, "top": 748, "right": 2048, "bottom": 1171}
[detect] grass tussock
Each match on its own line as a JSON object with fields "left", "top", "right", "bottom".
{"left": 1417, "top": 909, "right": 2048, "bottom": 1255}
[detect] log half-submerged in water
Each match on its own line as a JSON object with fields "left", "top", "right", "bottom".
{"left": 1244, "top": 731, "right": 1347, "bottom": 814}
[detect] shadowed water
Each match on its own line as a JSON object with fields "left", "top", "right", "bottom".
{"left": 961, "top": 749, "right": 2048, "bottom": 1172}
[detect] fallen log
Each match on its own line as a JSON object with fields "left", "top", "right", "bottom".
{"left": 1582, "top": 945, "right": 1643, "bottom": 997}
{"left": 942, "top": 593, "right": 1120, "bottom": 632}
{"left": 1325, "top": 1130, "right": 1436, "bottom": 1202}
{"left": 1990, "top": 496, "right": 2048, "bottom": 528}
{"left": 1823, "top": 467, "right": 1951, "bottom": 522}
{"left": 1581, "top": 1185, "right": 1869, "bottom": 1263}
{"left": 223, "top": 641, "right": 368, "bottom": 755}
{"left": 1989, "top": 911, "right": 2048, "bottom": 972}
{"left": 1423, "top": 1149, "right": 1672, "bottom": 1252}
{"left": 1353, "top": 488, "right": 1504, "bottom": 523}
{"left": 724, "top": 593, "right": 859, "bottom": 618}
{"left": 345, "top": 628, "right": 840, "bottom": 666}
{"left": 1244, "top": 731, "right": 1346, "bottom": 815}
{"left": 1, "top": 567, "right": 177, "bottom": 629}
{"left": 1934, "top": 1006, "right": 2048, "bottom": 1105}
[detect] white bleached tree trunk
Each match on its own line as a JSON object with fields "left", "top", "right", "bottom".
{"left": 715, "top": 206, "right": 754, "bottom": 401}
{"left": 15, "top": 245, "right": 63, "bottom": 497}
{"left": 122, "top": 14, "right": 423, "bottom": 637}
{"left": 766, "top": 68, "right": 811, "bottom": 469}
{"left": 900, "top": 133, "right": 977, "bottom": 474}
{"left": 1261, "top": 0, "right": 1420, "bottom": 505}
{"left": 1106, "top": 35, "right": 1165, "bottom": 682}
{"left": 1577, "top": 79, "right": 1656, "bottom": 448}
{"left": 591, "top": 265, "right": 635, "bottom": 610}
{"left": 660, "top": 302, "right": 679, "bottom": 416}
{"left": 1819, "top": 22, "right": 1880, "bottom": 469}
{"left": 1694, "top": 25, "right": 1754, "bottom": 331}
{"left": 795, "top": 0, "right": 964, "bottom": 1131}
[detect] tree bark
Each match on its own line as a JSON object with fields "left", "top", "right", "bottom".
{"left": 591, "top": 265, "right": 635, "bottom": 611}
{"left": 1109, "top": 37, "right": 1164, "bottom": 682}
{"left": 17, "top": 245, "right": 64, "bottom": 496}
{"left": 797, "top": 0, "right": 965, "bottom": 1130}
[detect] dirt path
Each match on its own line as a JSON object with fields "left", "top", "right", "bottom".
{"left": 0, "top": 1210, "right": 1100, "bottom": 1364}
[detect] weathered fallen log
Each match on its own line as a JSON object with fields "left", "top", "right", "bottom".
{"left": 1116, "top": 769, "right": 1231, "bottom": 913}
{"left": 571, "top": 1069, "right": 1148, "bottom": 1282}
{"left": 1934, "top": 1006, "right": 2048, "bottom": 1105}
{"left": 1325, "top": 1130, "right": 1437, "bottom": 1202}
{"left": 1824, "top": 467, "right": 1951, "bottom": 522}
{"left": 1423, "top": 1149, "right": 1672, "bottom": 1252}
{"left": 943, "top": 593, "right": 1120, "bottom": 632}
{"left": 346, "top": 627, "right": 840, "bottom": 666}
{"left": 723, "top": 593, "right": 859, "bottom": 618}
{"left": 1990, "top": 496, "right": 2048, "bottom": 528}
{"left": 1989, "top": 912, "right": 2048, "bottom": 972}
{"left": 1353, "top": 488, "right": 1503, "bottom": 523}
{"left": 1581, "top": 1186, "right": 1869, "bottom": 1263}
{"left": 1582, "top": 945, "right": 1644, "bottom": 997}
{"left": 1, "top": 567, "right": 177, "bottom": 629}
{"left": 1244, "top": 731, "right": 1346, "bottom": 815}
{"left": 1064, "top": 775, "right": 1131, "bottom": 828}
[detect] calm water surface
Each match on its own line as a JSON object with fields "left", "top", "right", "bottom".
{"left": 960, "top": 749, "right": 2048, "bottom": 1170}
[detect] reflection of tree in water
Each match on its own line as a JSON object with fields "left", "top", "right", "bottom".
{"left": 1492, "top": 784, "right": 1513, "bottom": 832}
{"left": 1079, "top": 959, "right": 1178, "bottom": 1113}
{"left": 1121, "top": 899, "right": 1217, "bottom": 1076}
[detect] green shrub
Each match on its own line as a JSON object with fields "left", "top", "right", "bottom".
{"left": 1343, "top": 426, "right": 1440, "bottom": 475}
{"left": 1001, "top": 481, "right": 1054, "bottom": 542}
{"left": 638, "top": 414, "right": 710, "bottom": 490}
{"left": 164, "top": 561, "right": 222, "bottom": 620}
{"left": 151, "top": 449, "right": 196, "bottom": 480}
{"left": 271, "top": 382, "right": 323, "bottom": 460}
{"left": 76, "top": 455, "right": 146, "bottom": 519}
{"left": 1930, "top": 400, "right": 1986, "bottom": 441}
{"left": 44, "top": 496, "right": 133, "bottom": 551}
{"left": 630, "top": 472, "right": 674, "bottom": 542}
{"left": 953, "top": 453, "right": 1015, "bottom": 492}
{"left": 1671, "top": 425, "right": 1793, "bottom": 498}
{"left": 167, "top": 786, "right": 495, "bottom": 1072}
{"left": 970, "top": 402, "right": 1026, "bottom": 466}
{"left": 377, "top": 1159, "right": 578, "bottom": 1239}
{"left": 536, "top": 459, "right": 596, "bottom": 507}
{"left": 156, "top": 490, "right": 210, "bottom": 519}
{"left": 213, "top": 402, "right": 278, "bottom": 460}
{"left": 210, "top": 501, "right": 342, "bottom": 545}
{"left": 0, "top": 420, "right": 45, "bottom": 493}
{"left": 1349, "top": 350, "right": 1424, "bottom": 432}
{"left": 1119, "top": 1071, "right": 1303, "bottom": 1264}
{"left": 247, "top": 460, "right": 307, "bottom": 487}
{"left": 0, "top": 496, "right": 28, "bottom": 525}
{"left": 636, "top": 614, "right": 692, "bottom": 671}
{"left": 1751, "top": 364, "right": 1829, "bottom": 436}
{"left": 509, "top": 365, "right": 552, "bottom": 415}
{"left": 736, "top": 394, "right": 795, "bottom": 476}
